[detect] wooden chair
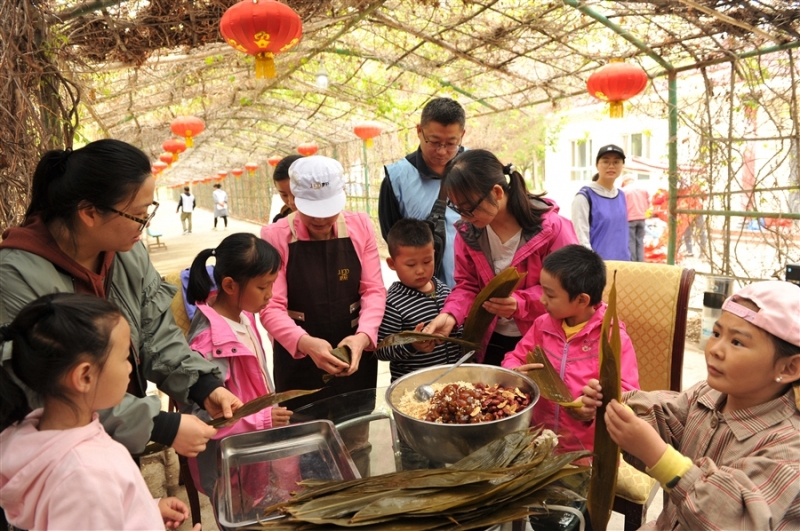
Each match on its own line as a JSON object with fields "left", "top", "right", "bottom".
{"left": 162, "top": 272, "right": 202, "bottom": 526}
{"left": 146, "top": 226, "right": 167, "bottom": 252}
{"left": 602, "top": 260, "right": 695, "bottom": 531}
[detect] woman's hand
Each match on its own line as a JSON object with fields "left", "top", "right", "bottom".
{"left": 338, "top": 332, "right": 371, "bottom": 376}
{"left": 604, "top": 400, "right": 666, "bottom": 468}
{"left": 270, "top": 406, "right": 292, "bottom": 427}
{"left": 482, "top": 296, "right": 518, "bottom": 319}
{"left": 204, "top": 387, "right": 243, "bottom": 420}
{"left": 421, "top": 313, "right": 457, "bottom": 339}
{"left": 298, "top": 335, "right": 349, "bottom": 375}
{"left": 158, "top": 497, "right": 189, "bottom": 529}
{"left": 411, "top": 322, "right": 435, "bottom": 353}
{"left": 172, "top": 415, "right": 217, "bottom": 457}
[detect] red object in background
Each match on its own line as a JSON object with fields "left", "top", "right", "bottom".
{"left": 152, "top": 161, "right": 169, "bottom": 175}
{"left": 231, "top": 168, "right": 244, "bottom": 178}
{"left": 244, "top": 162, "right": 259, "bottom": 176}
{"left": 296, "top": 142, "right": 318, "bottom": 156}
{"left": 159, "top": 153, "right": 174, "bottom": 167}
{"left": 586, "top": 62, "right": 648, "bottom": 118}
{"left": 353, "top": 121, "right": 383, "bottom": 148}
{"left": 170, "top": 116, "right": 205, "bottom": 148}
{"left": 202, "top": 177, "right": 212, "bottom": 184}
{"left": 162, "top": 138, "right": 187, "bottom": 161}
{"left": 268, "top": 155, "right": 283, "bottom": 167}
{"left": 219, "top": 0, "right": 302, "bottom": 79}
{"left": 217, "top": 170, "right": 229, "bottom": 179}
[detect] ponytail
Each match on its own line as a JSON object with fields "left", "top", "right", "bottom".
{"left": 503, "top": 164, "right": 550, "bottom": 233}
{"left": 444, "top": 149, "right": 549, "bottom": 233}
{"left": 0, "top": 294, "right": 121, "bottom": 430}
{"left": 187, "top": 233, "right": 282, "bottom": 306}
{"left": 187, "top": 248, "right": 217, "bottom": 305}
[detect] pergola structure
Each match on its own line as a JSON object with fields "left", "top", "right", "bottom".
{"left": 2, "top": 0, "right": 799, "bottom": 271}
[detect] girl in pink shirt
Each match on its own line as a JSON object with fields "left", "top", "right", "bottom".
{"left": 0, "top": 294, "right": 195, "bottom": 531}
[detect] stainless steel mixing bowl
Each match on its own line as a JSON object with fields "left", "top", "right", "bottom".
{"left": 385, "top": 364, "right": 539, "bottom": 463}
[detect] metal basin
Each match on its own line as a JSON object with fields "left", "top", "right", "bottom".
{"left": 385, "top": 364, "right": 539, "bottom": 464}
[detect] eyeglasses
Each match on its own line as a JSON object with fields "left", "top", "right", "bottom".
{"left": 420, "top": 129, "right": 461, "bottom": 154}
{"left": 447, "top": 189, "right": 492, "bottom": 218}
{"left": 107, "top": 201, "right": 159, "bottom": 232}
{"left": 598, "top": 158, "right": 624, "bottom": 167}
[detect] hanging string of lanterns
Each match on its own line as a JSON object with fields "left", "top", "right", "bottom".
{"left": 170, "top": 116, "right": 205, "bottom": 148}
{"left": 162, "top": 138, "right": 187, "bottom": 161}
{"left": 586, "top": 60, "right": 648, "bottom": 118}
{"left": 354, "top": 121, "right": 383, "bottom": 148}
{"left": 297, "top": 142, "right": 318, "bottom": 156}
{"left": 220, "top": 0, "right": 303, "bottom": 79}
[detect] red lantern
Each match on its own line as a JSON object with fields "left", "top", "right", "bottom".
{"left": 354, "top": 121, "right": 383, "bottom": 148}
{"left": 162, "top": 138, "right": 187, "bottom": 161}
{"left": 586, "top": 61, "right": 648, "bottom": 118}
{"left": 170, "top": 116, "right": 205, "bottom": 148}
{"left": 152, "top": 161, "right": 169, "bottom": 174}
{"left": 159, "top": 153, "right": 174, "bottom": 167}
{"left": 297, "top": 142, "right": 318, "bottom": 156}
{"left": 220, "top": 0, "right": 303, "bottom": 79}
{"left": 202, "top": 177, "right": 212, "bottom": 184}
{"left": 217, "top": 170, "right": 229, "bottom": 179}
{"left": 244, "top": 162, "right": 259, "bottom": 176}
{"left": 268, "top": 155, "right": 282, "bottom": 167}
{"left": 231, "top": 168, "right": 244, "bottom": 179}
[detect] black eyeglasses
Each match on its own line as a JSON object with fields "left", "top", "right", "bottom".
{"left": 446, "top": 190, "right": 492, "bottom": 218}
{"left": 107, "top": 201, "right": 159, "bottom": 232}
{"left": 420, "top": 129, "right": 461, "bottom": 154}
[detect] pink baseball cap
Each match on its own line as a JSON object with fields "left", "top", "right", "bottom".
{"left": 722, "top": 280, "right": 800, "bottom": 347}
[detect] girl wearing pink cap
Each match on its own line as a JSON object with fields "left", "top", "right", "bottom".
{"left": 583, "top": 280, "right": 800, "bottom": 530}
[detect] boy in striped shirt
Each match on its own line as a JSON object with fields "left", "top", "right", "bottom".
{"left": 377, "top": 219, "right": 462, "bottom": 382}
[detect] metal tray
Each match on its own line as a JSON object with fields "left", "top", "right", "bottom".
{"left": 216, "top": 420, "right": 360, "bottom": 529}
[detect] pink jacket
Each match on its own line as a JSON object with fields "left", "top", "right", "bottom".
{"left": 622, "top": 184, "right": 650, "bottom": 222}
{"left": 502, "top": 303, "right": 640, "bottom": 453}
{"left": 260, "top": 211, "right": 386, "bottom": 356}
{"left": 0, "top": 410, "right": 163, "bottom": 530}
{"left": 186, "top": 303, "right": 274, "bottom": 495}
{"left": 441, "top": 199, "right": 578, "bottom": 361}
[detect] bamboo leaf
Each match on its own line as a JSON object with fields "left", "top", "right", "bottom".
{"left": 587, "top": 272, "right": 622, "bottom": 531}
{"left": 462, "top": 267, "right": 527, "bottom": 345}
{"left": 208, "top": 389, "right": 321, "bottom": 428}
{"left": 525, "top": 346, "right": 583, "bottom": 408}
{"left": 376, "top": 331, "right": 480, "bottom": 351}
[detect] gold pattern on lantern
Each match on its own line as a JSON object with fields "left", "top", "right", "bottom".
{"left": 227, "top": 39, "right": 247, "bottom": 53}
{"left": 280, "top": 38, "right": 300, "bottom": 52}
{"left": 254, "top": 31, "right": 271, "bottom": 48}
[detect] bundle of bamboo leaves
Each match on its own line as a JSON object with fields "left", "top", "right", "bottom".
{"left": 246, "top": 428, "right": 590, "bottom": 530}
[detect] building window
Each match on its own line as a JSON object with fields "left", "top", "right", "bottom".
{"left": 625, "top": 133, "right": 650, "bottom": 158}
{"left": 570, "top": 139, "right": 593, "bottom": 180}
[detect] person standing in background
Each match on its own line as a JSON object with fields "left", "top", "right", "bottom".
{"left": 379, "top": 97, "right": 466, "bottom": 288}
{"left": 571, "top": 144, "right": 630, "bottom": 261}
{"left": 272, "top": 155, "right": 302, "bottom": 223}
{"left": 621, "top": 175, "right": 649, "bottom": 262}
{"left": 177, "top": 186, "right": 196, "bottom": 234}
{"left": 212, "top": 183, "right": 228, "bottom": 230}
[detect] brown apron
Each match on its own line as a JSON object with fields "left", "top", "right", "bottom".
{"left": 273, "top": 213, "right": 378, "bottom": 411}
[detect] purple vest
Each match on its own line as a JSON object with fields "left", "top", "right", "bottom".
{"left": 578, "top": 187, "right": 630, "bottom": 261}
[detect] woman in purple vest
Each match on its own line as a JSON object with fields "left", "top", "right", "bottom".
{"left": 571, "top": 144, "right": 631, "bottom": 261}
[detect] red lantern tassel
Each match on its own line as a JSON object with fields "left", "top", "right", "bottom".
{"left": 609, "top": 101, "right": 624, "bottom": 118}
{"left": 255, "top": 52, "right": 276, "bottom": 79}
{"left": 365, "top": 138, "right": 373, "bottom": 148}
{"left": 185, "top": 131, "right": 194, "bottom": 148}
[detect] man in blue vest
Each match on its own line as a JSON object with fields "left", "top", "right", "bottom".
{"left": 379, "top": 97, "right": 466, "bottom": 288}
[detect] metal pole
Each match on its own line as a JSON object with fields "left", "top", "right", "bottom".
{"left": 667, "top": 71, "right": 678, "bottom": 265}
{"left": 362, "top": 140, "right": 370, "bottom": 215}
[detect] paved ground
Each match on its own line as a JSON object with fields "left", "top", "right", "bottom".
{"left": 143, "top": 198, "right": 709, "bottom": 531}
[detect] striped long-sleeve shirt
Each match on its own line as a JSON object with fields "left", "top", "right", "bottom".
{"left": 376, "top": 278, "right": 462, "bottom": 382}
{"left": 624, "top": 382, "right": 800, "bottom": 530}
